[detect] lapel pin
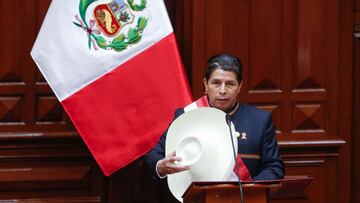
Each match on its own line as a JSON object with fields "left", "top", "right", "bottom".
{"left": 241, "top": 132, "right": 247, "bottom": 140}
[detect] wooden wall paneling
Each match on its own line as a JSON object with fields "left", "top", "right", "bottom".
{"left": 288, "top": 0, "right": 335, "bottom": 139}
{"left": 356, "top": 0, "right": 360, "bottom": 12}
{"left": 0, "top": 0, "right": 107, "bottom": 201}
{"left": 0, "top": 134, "right": 105, "bottom": 201}
{"left": 191, "top": 0, "right": 207, "bottom": 98}
{"left": 0, "top": 0, "right": 73, "bottom": 133}
{"left": 24, "top": 0, "right": 37, "bottom": 128}
{"left": 272, "top": 146, "right": 339, "bottom": 203}
{"left": 0, "top": 0, "right": 26, "bottom": 84}
{"left": 107, "top": 158, "right": 164, "bottom": 203}
{"left": 0, "top": 0, "right": 28, "bottom": 131}
{"left": 352, "top": 38, "right": 360, "bottom": 203}
{"left": 352, "top": 2, "right": 360, "bottom": 201}
{"left": 205, "top": 0, "right": 229, "bottom": 54}
{"left": 174, "top": 0, "right": 193, "bottom": 85}
{"left": 277, "top": 145, "right": 341, "bottom": 203}
{"left": 337, "top": 0, "right": 353, "bottom": 202}
{"left": 281, "top": 0, "right": 295, "bottom": 135}
{"left": 186, "top": 0, "right": 344, "bottom": 139}
{"left": 247, "top": 0, "right": 282, "bottom": 94}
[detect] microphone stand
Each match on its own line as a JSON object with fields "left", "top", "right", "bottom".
{"left": 225, "top": 115, "right": 244, "bottom": 203}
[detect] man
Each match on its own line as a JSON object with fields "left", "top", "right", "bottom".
{"left": 147, "top": 53, "right": 284, "bottom": 182}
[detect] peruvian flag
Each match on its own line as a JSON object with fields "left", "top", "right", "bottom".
{"left": 31, "top": 0, "right": 192, "bottom": 176}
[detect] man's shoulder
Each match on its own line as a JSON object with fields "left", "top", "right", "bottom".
{"left": 174, "top": 108, "right": 185, "bottom": 118}
{"left": 238, "top": 103, "right": 271, "bottom": 119}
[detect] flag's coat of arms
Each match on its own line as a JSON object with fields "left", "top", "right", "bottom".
{"left": 94, "top": 0, "right": 135, "bottom": 36}
{"left": 73, "top": 0, "right": 147, "bottom": 52}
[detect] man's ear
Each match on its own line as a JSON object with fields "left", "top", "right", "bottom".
{"left": 238, "top": 81, "right": 243, "bottom": 94}
{"left": 203, "top": 78, "right": 208, "bottom": 93}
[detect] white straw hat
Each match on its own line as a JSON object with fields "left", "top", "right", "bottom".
{"left": 165, "top": 107, "right": 238, "bottom": 202}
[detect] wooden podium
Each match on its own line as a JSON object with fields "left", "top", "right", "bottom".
{"left": 182, "top": 177, "right": 313, "bottom": 203}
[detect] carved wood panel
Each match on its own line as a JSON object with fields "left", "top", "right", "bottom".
{"left": 273, "top": 153, "right": 337, "bottom": 203}
{"left": 0, "top": 134, "right": 105, "bottom": 201}
{"left": 183, "top": 0, "right": 340, "bottom": 140}
{"left": 352, "top": 9, "right": 360, "bottom": 201}
{"left": 0, "top": 0, "right": 75, "bottom": 133}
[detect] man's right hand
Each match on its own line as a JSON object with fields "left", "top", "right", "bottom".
{"left": 157, "top": 151, "right": 190, "bottom": 176}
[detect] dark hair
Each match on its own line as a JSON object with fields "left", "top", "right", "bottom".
{"left": 205, "top": 53, "right": 243, "bottom": 82}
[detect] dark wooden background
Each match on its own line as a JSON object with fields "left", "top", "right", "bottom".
{"left": 0, "top": 0, "right": 358, "bottom": 202}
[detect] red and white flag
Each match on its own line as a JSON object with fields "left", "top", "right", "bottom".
{"left": 31, "top": 0, "right": 192, "bottom": 176}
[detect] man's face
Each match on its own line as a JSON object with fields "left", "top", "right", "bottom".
{"left": 203, "top": 69, "right": 242, "bottom": 112}
{"left": 204, "top": 69, "right": 242, "bottom": 111}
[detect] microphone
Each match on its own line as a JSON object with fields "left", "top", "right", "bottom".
{"left": 225, "top": 115, "right": 244, "bottom": 203}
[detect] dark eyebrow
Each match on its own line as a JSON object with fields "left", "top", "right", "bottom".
{"left": 210, "top": 78, "right": 237, "bottom": 83}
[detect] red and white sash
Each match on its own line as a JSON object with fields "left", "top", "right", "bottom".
{"left": 184, "top": 95, "right": 210, "bottom": 112}
{"left": 184, "top": 96, "right": 252, "bottom": 181}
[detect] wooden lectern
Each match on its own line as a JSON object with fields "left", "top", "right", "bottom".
{"left": 182, "top": 177, "right": 313, "bottom": 203}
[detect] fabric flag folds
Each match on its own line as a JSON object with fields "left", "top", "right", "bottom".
{"left": 31, "top": 0, "right": 192, "bottom": 176}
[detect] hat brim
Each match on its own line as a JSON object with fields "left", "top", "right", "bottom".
{"left": 165, "top": 107, "right": 238, "bottom": 202}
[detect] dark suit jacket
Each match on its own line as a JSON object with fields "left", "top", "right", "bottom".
{"left": 146, "top": 103, "right": 284, "bottom": 181}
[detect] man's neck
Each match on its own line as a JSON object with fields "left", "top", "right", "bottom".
{"left": 225, "top": 102, "right": 239, "bottom": 115}
{"left": 207, "top": 96, "right": 239, "bottom": 115}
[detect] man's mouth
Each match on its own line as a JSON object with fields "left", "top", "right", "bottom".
{"left": 216, "top": 98, "right": 228, "bottom": 102}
